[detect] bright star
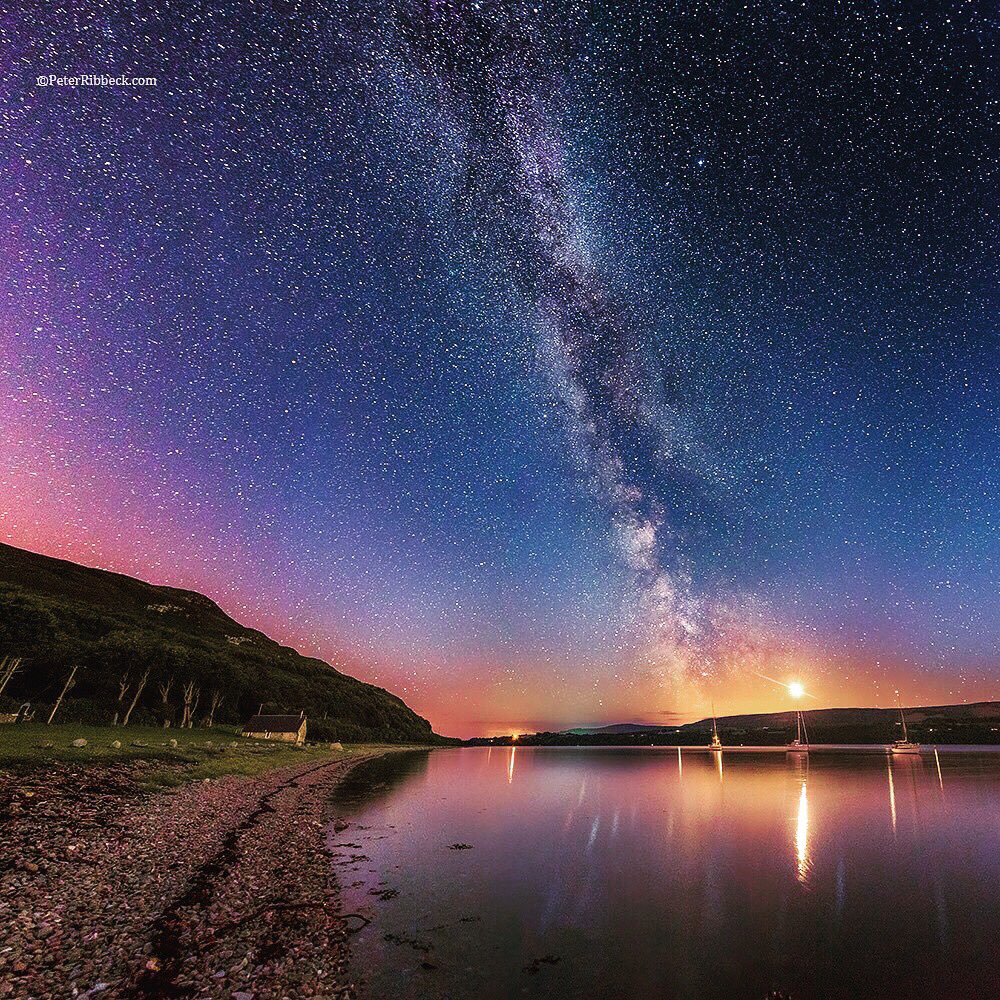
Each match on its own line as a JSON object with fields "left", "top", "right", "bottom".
{"left": 788, "top": 681, "right": 805, "bottom": 699}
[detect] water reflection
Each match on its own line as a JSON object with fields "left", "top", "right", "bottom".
{"left": 887, "top": 756, "right": 898, "bottom": 835}
{"left": 328, "top": 749, "right": 430, "bottom": 811}
{"left": 335, "top": 747, "right": 1000, "bottom": 1000}
{"left": 712, "top": 748, "right": 723, "bottom": 783}
{"left": 795, "top": 777, "right": 810, "bottom": 883}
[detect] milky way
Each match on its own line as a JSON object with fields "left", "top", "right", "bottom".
{"left": 375, "top": 5, "right": 731, "bottom": 677}
{"left": 1, "top": 1, "right": 995, "bottom": 734}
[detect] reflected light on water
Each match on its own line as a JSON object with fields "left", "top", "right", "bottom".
{"left": 887, "top": 757, "right": 897, "bottom": 835}
{"left": 677, "top": 746, "right": 683, "bottom": 778}
{"left": 713, "top": 749, "right": 723, "bottom": 783}
{"left": 934, "top": 747, "right": 944, "bottom": 791}
{"left": 796, "top": 779, "right": 810, "bottom": 883}
{"left": 339, "top": 747, "right": 1000, "bottom": 1000}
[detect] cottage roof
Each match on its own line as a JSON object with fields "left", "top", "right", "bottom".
{"left": 244, "top": 713, "right": 305, "bottom": 733}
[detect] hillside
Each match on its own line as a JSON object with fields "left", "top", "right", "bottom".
{"left": 0, "top": 543, "right": 440, "bottom": 743}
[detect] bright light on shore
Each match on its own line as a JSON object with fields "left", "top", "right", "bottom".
{"left": 788, "top": 681, "right": 805, "bottom": 699}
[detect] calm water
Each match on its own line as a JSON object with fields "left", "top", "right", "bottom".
{"left": 330, "top": 747, "right": 1000, "bottom": 1000}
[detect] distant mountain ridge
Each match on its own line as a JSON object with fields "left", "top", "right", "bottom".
{"left": 0, "top": 542, "right": 443, "bottom": 743}
{"left": 681, "top": 702, "right": 999, "bottom": 732}
{"left": 566, "top": 723, "right": 672, "bottom": 735}
{"left": 525, "top": 702, "right": 999, "bottom": 746}
{"left": 565, "top": 703, "right": 1000, "bottom": 738}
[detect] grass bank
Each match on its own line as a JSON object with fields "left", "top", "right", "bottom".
{"left": 0, "top": 722, "right": 404, "bottom": 785}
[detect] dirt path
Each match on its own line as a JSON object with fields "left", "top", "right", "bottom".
{"left": 0, "top": 751, "right": 386, "bottom": 998}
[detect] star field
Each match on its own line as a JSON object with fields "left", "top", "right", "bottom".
{"left": 0, "top": 1, "right": 995, "bottom": 735}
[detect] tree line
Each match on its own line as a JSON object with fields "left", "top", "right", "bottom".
{"left": 1, "top": 652, "right": 227, "bottom": 729}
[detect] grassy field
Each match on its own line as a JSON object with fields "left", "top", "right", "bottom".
{"left": 0, "top": 723, "right": 374, "bottom": 785}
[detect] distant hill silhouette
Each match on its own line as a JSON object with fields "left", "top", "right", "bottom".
{"left": 477, "top": 703, "right": 1000, "bottom": 746}
{"left": 0, "top": 542, "right": 442, "bottom": 743}
{"left": 566, "top": 723, "right": 672, "bottom": 735}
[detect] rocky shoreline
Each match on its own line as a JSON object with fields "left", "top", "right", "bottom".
{"left": 0, "top": 751, "right": 387, "bottom": 998}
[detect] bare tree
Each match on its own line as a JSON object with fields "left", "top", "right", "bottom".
{"left": 0, "top": 656, "right": 23, "bottom": 697}
{"left": 180, "top": 680, "right": 196, "bottom": 729}
{"left": 187, "top": 686, "right": 201, "bottom": 728}
{"left": 205, "top": 690, "right": 224, "bottom": 728}
{"left": 47, "top": 665, "right": 79, "bottom": 725}
{"left": 112, "top": 674, "right": 130, "bottom": 726}
{"left": 121, "top": 669, "right": 150, "bottom": 726}
{"left": 157, "top": 674, "right": 175, "bottom": 728}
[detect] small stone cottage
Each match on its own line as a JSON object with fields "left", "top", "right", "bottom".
{"left": 242, "top": 712, "right": 307, "bottom": 745}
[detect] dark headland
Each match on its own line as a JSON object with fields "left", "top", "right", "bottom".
{"left": 0, "top": 541, "right": 450, "bottom": 744}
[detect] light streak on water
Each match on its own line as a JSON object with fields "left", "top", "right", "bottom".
{"left": 887, "top": 757, "right": 897, "bottom": 835}
{"left": 796, "top": 779, "right": 810, "bottom": 883}
{"left": 587, "top": 815, "right": 600, "bottom": 851}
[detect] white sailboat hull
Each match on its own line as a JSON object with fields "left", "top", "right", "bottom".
{"left": 890, "top": 741, "right": 921, "bottom": 754}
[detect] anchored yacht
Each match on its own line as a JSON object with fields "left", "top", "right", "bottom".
{"left": 889, "top": 696, "right": 920, "bottom": 754}
{"left": 709, "top": 704, "right": 723, "bottom": 750}
{"left": 787, "top": 709, "right": 809, "bottom": 753}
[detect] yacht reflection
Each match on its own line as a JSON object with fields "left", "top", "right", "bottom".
{"left": 677, "top": 745, "right": 683, "bottom": 778}
{"left": 887, "top": 756, "right": 897, "bottom": 835}
{"left": 934, "top": 746, "right": 944, "bottom": 792}
{"left": 795, "top": 777, "right": 810, "bottom": 883}
{"left": 507, "top": 745, "right": 516, "bottom": 785}
{"left": 712, "top": 748, "right": 723, "bottom": 783}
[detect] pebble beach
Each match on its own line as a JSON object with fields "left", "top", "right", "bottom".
{"left": 0, "top": 751, "right": 384, "bottom": 999}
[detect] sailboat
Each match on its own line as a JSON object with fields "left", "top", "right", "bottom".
{"left": 890, "top": 695, "right": 920, "bottom": 754}
{"left": 709, "top": 703, "right": 723, "bottom": 750}
{"left": 787, "top": 709, "right": 809, "bottom": 753}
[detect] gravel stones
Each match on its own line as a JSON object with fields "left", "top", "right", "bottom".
{"left": 0, "top": 753, "right": 377, "bottom": 998}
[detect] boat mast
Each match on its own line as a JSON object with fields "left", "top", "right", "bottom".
{"left": 711, "top": 701, "right": 719, "bottom": 741}
{"left": 796, "top": 710, "right": 802, "bottom": 743}
{"left": 897, "top": 694, "right": 909, "bottom": 742}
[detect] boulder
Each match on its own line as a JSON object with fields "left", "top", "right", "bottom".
{"left": 168, "top": 739, "right": 178, "bottom": 748}
{"left": 111, "top": 740, "right": 122, "bottom": 749}
{"left": 329, "top": 742, "right": 344, "bottom": 751}
{"left": 71, "top": 738, "right": 88, "bottom": 748}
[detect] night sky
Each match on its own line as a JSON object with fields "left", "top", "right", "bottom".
{"left": 1, "top": 2, "right": 995, "bottom": 736}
